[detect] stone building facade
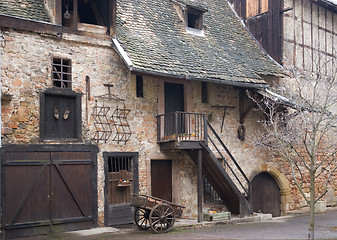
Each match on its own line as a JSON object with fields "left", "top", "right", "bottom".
{"left": 0, "top": 0, "right": 302, "bottom": 238}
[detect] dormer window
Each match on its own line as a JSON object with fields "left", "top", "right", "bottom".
{"left": 187, "top": 7, "right": 203, "bottom": 30}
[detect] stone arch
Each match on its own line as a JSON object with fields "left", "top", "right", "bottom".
{"left": 249, "top": 164, "right": 291, "bottom": 216}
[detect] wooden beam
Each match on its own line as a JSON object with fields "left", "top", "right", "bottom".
{"left": 239, "top": 91, "right": 256, "bottom": 124}
{"left": 110, "top": 0, "right": 117, "bottom": 36}
{"left": 0, "top": 15, "right": 62, "bottom": 37}
{"left": 73, "top": 0, "right": 78, "bottom": 30}
{"left": 197, "top": 150, "right": 203, "bottom": 223}
{"left": 55, "top": 0, "right": 62, "bottom": 25}
{"left": 242, "top": 0, "right": 247, "bottom": 20}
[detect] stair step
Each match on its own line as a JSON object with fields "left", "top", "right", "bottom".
{"left": 203, "top": 212, "right": 231, "bottom": 221}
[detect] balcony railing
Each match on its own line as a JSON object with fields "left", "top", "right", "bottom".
{"left": 157, "top": 112, "right": 207, "bottom": 142}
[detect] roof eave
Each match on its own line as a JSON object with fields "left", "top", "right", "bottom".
{"left": 132, "top": 67, "right": 269, "bottom": 89}
{"left": 111, "top": 38, "right": 133, "bottom": 70}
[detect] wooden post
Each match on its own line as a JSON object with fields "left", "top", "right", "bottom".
{"left": 204, "top": 114, "right": 208, "bottom": 145}
{"left": 175, "top": 112, "right": 178, "bottom": 141}
{"left": 73, "top": 0, "right": 78, "bottom": 30}
{"left": 197, "top": 150, "right": 203, "bottom": 222}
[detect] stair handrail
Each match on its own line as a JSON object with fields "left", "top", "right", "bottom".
{"left": 206, "top": 120, "right": 251, "bottom": 197}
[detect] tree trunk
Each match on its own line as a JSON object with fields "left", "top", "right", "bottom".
{"left": 308, "top": 169, "right": 315, "bottom": 240}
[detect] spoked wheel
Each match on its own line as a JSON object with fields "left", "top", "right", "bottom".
{"left": 134, "top": 207, "right": 150, "bottom": 230}
{"left": 149, "top": 203, "right": 175, "bottom": 233}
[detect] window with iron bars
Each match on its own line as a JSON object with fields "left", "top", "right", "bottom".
{"left": 203, "top": 177, "right": 222, "bottom": 203}
{"left": 52, "top": 57, "right": 72, "bottom": 89}
{"left": 108, "top": 156, "right": 132, "bottom": 173}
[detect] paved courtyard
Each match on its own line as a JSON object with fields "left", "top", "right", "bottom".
{"left": 13, "top": 207, "right": 337, "bottom": 240}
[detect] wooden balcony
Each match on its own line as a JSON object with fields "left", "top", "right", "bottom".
{"left": 156, "top": 112, "right": 207, "bottom": 150}
{"left": 157, "top": 112, "right": 252, "bottom": 217}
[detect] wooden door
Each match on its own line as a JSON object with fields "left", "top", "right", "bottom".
{"left": 1, "top": 145, "right": 97, "bottom": 239}
{"left": 104, "top": 153, "right": 139, "bottom": 226}
{"left": 164, "top": 83, "right": 185, "bottom": 135}
{"left": 151, "top": 160, "right": 172, "bottom": 202}
{"left": 251, "top": 172, "right": 280, "bottom": 217}
{"left": 4, "top": 152, "right": 51, "bottom": 238}
{"left": 50, "top": 152, "right": 93, "bottom": 229}
{"left": 164, "top": 82, "right": 184, "bottom": 114}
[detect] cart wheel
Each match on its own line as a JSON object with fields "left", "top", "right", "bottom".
{"left": 149, "top": 203, "right": 175, "bottom": 233}
{"left": 134, "top": 207, "right": 150, "bottom": 230}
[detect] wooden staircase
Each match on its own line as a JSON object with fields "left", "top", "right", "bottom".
{"left": 187, "top": 143, "right": 251, "bottom": 216}
{"left": 157, "top": 112, "right": 252, "bottom": 217}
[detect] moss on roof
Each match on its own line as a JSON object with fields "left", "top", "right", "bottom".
{"left": 116, "top": 0, "right": 283, "bottom": 86}
{"left": 0, "top": 0, "right": 50, "bottom": 22}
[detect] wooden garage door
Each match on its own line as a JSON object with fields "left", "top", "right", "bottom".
{"left": 1, "top": 145, "right": 98, "bottom": 239}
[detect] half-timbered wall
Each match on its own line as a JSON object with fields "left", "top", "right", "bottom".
{"left": 283, "top": 0, "right": 337, "bottom": 75}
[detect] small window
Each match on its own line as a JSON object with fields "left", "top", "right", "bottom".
{"left": 202, "top": 82, "right": 208, "bottom": 103}
{"left": 108, "top": 156, "right": 132, "bottom": 173}
{"left": 52, "top": 57, "right": 72, "bottom": 89}
{"left": 136, "top": 75, "right": 144, "bottom": 98}
{"left": 187, "top": 8, "right": 203, "bottom": 30}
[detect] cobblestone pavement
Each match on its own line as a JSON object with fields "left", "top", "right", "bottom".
{"left": 12, "top": 207, "right": 337, "bottom": 240}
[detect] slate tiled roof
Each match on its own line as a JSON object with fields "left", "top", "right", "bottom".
{"left": 116, "top": 0, "right": 283, "bottom": 87}
{"left": 0, "top": 0, "right": 50, "bottom": 22}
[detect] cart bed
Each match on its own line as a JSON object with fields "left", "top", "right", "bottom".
{"left": 131, "top": 194, "right": 185, "bottom": 218}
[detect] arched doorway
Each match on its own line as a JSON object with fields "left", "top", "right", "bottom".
{"left": 251, "top": 172, "right": 281, "bottom": 217}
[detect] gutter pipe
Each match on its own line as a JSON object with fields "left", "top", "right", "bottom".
{"left": 0, "top": 30, "right": 2, "bottom": 147}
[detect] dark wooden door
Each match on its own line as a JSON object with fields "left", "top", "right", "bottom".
{"left": 2, "top": 146, "right": 97, "bottom": 239}
{"left": 251, "top": 172, "right": 280, "bottom": 217}
{"left": 4, "top": 152, "right": 51, "bottom": 238}
{"left": 164, "top": 82, "right": 184, "bottom": 113}
{"left": 164, "top": 83, "right": 185, "bottom": 135}
{"left": 44, "top": 94, "right": 76, "bottom": 138}
{"left": 104, "top": 153, "right": 139, "bottom": 226}
{"left": 50, "top": 152, "right": 93, "bottom": 225}
{"left": 151, "top": 160, "right": 172, "bottom": 202}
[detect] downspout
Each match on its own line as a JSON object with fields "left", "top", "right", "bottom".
{"left": 0, "top": 29, "right": 2, "bottom": 148}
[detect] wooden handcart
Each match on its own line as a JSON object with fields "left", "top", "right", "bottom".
{"left": 130, "top": 194, "right": 185, "bottom": 233}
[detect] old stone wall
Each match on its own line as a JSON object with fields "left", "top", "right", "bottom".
{"left": 1, "top": 26, "right": 303, "bottom": 225}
